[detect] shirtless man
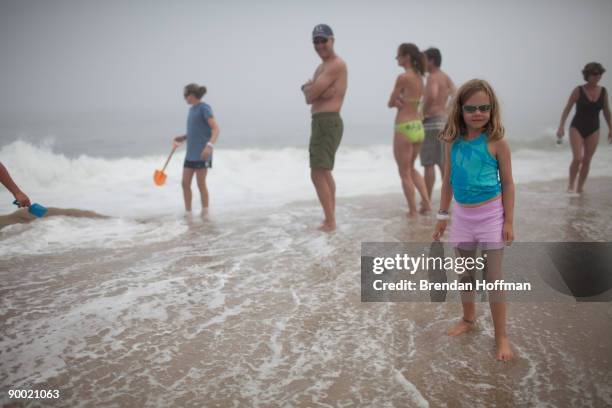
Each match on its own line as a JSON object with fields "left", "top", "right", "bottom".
{"left": 301, "top": 24, "right": 348, "bottom": 232}
{"left": 421, "top": 47, "right": 456, "bottom": 200}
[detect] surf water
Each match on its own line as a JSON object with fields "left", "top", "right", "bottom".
{"left": 2, "top": 194, "right": 611, "bottom": 407}
{"left": 2, "top": 131, "right": 612, "bottom": 406}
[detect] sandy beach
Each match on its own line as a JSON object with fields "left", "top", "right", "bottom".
{"left": 1, "top": 177, "right": 611, "bottom": 407}
{"left": 2, "top": 0, "right": 612, "bottom": 405}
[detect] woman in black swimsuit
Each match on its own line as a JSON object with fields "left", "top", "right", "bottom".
{"left": 557, "top": 62, "right": 611, "bottom": 193}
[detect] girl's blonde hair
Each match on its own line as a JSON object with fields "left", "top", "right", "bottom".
{"left": 440, "top": 79, "right": 504, "bottom": 142}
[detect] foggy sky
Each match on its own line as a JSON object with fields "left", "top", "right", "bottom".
{"left": 1, "top": 0, "right": 611, "bottom": 140}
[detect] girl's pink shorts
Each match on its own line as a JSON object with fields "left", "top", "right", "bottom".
{"left": 449, "top": 197, "right": 505, "bottom": 250}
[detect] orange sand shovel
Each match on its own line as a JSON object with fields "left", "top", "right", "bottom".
{"left": 154, "top": 145, "right": 177, "bottom": 186}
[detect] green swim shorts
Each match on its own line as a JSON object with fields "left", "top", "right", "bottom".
{"left": 309, "top": 112, "right": 343, "bottom": 170}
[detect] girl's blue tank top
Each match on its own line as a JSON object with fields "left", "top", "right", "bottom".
{"left": 450, "top": 133, "right": 502, "bottom": 205}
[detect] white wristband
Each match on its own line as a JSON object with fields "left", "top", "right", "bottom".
{"left": 436, "top": 211, "right": 450, "bottom": 221}
{"left": 207, "top": 142, "right": 214, "bottom": 148}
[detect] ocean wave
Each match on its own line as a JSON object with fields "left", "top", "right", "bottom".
{"left": 1, "top": 140, "right": 611, "bottom": 218}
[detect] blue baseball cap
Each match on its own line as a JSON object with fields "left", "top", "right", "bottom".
{"left": 312, "top": 24, "right": 333, "bottom": 40}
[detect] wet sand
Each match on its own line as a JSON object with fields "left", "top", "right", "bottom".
{"left": 1, "top": 177, "right": 611, "bottom": 407}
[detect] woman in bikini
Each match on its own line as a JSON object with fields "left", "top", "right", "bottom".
{"left": 388, "top": 43, "right": 431, "bottom": 216}
{"left": 557, "top": 62, "right": 611, "bottom": 193}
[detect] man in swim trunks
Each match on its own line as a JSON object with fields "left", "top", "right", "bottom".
{"left": 301, "top": 24, "right": 348, "bottom": 232}
{"left": 421, "top": 47, "right": 456, "bottom": 200}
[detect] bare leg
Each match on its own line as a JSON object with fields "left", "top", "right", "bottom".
{"left": 182, "top": 168, "right": 195, "bottom": 212}
{"left": 311, "top": 168, "right": 336, "bottom": 232}
{"left": 568, "top": 128, "right": 583, "bottom": 192}
{"left": 482, "top": 248, "right": 513, "bottom": 361}
{"left": 325, "top": 170, "right": 336, "bottom": 214}
{"left": 576, "top": 131, "right": 600, "bottom": 193}
{"left": 424, "top": 165, "right": 435, "bottom": 200}
{"left": 448, "top": 247, "right": 477, "bottom": 336}
{"left": 410, "top": 143, "right": 431, "bottom": 214}
{"left": 434, "top": 163, "right": 443, "bottom": 200}
{"left": 195, "top": 168, "right": 209, "bottom": 212}
{"left": 393, "top": 134, "right": 417, "bottom": 217}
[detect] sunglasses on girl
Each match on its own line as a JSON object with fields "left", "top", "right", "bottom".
{"left": 462, "top": 104, "right": 491, "bottom": 113}
{"left": 313, "top": 37, "right": 328, "bottom": 45}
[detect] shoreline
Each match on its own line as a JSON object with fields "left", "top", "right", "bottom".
{"left": 2, "top": 176, "right": 611, "bottom": 241}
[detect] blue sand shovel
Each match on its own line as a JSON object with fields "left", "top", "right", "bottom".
{"left": 13, "top": 200, "right": 48, "bottom": 218}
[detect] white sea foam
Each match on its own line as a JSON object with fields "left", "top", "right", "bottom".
{"left": 2, "top": 140, "right": 611, "bottom": 218}
{"left": 394, "top": 369, "right": 430, "bottom": 408}
{"left": 0, "top": 215, "right": 188, "bottom": 257}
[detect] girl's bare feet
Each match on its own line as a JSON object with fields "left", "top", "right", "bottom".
{"left": 495, "top": 335, "right": 514, "bottom": 361}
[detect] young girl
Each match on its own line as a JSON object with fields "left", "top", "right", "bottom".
{"left": 173, "top": 83, "right": 220, "bottom": 213}
{"left": 388, "top": 43, "right": 431, "bottom": 217}
{"left": 432, "top": 79, "right": 515, "bottom": 361}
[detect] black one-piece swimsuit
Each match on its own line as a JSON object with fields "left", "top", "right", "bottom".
{"left": 570, "top": 86, "right": 607, "bottom": 138}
